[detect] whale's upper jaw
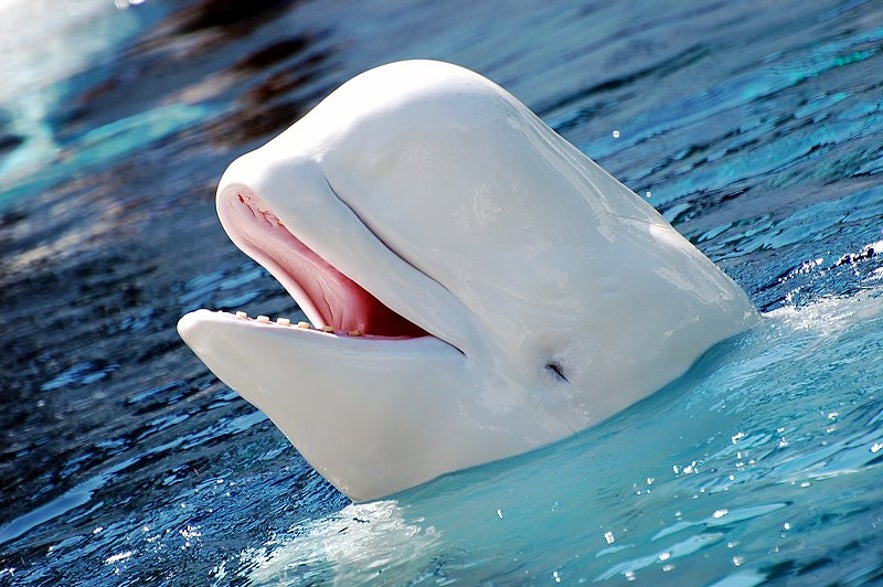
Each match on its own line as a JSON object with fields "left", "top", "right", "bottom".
{"left": 213, "top": 183, "right": 431, "bottom": 341}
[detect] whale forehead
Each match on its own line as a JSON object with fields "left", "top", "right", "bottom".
{"left": 294, "top": 67, "right": 661, "bottom": 319}
{"left": 286, "top": 63, "right": 634, "bottom": 282}
{"left": 257, "top": 60, "right": 657, "bottom": 257}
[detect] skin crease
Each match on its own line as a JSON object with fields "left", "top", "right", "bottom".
{"left": 178, "top": 60, "right": 758, "bottom": 502}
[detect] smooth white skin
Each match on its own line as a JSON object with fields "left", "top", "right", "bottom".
{"left": 177, "top": 60, "right": 758, "bottom": 502}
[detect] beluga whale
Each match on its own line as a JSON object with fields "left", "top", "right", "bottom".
{"left": 177, "top": 59, "right": 757, "bottom": 502}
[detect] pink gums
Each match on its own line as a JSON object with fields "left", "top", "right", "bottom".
{"left": 220, "top": 192, "right": 427, "bottom": 338}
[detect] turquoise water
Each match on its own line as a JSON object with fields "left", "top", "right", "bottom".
{"left": 1, "top": 0, "right": 882, "bottom": 585}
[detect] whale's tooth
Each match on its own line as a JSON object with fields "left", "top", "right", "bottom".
{"left": 322, "top": 326, "right": 335, "bottom": 333}
{"left": 276, "top": 317, "right": 291, "bottom": 326}
{"left": 257, "top": 315, "right": 270, "bottom": 323}
{"left": 347, "top": 329, "right": 363, "bottom": 337}
{"left": 235, "top": 311, "right": 248, "bottom": 319}
{"left": 297, "top": 321, "right": 311, "bottom": 329}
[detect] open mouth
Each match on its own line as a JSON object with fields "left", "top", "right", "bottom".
{"left": 216, "top": 187, "right": 429, "bottom": 340}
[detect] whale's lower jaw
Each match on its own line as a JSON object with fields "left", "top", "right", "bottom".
{"left": 177, "top": 309, "right": 567, "bottom": 501}
{"left": 178, "top": 303, "right": 754, "bottom": 501}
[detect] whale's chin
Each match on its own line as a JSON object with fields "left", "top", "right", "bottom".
{"left": 217, "top": 184, "right": 429, "bottom": 340}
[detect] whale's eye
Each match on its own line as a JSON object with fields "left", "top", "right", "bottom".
{"left": 545, "top": 361, "right": 569, "bottom": 383}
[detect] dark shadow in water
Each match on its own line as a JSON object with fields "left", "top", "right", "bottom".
{"left": 0, "top": 111, "right": 24, "bottom": 160}
{"left": 170, "top": 0, "right": 299, "bottom": 36}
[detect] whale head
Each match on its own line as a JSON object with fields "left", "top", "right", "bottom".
{"left": 178, "top": 60, "right": 757, "bottom": 501}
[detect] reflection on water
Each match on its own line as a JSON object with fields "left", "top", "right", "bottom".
{"left": 1, "top": 0, "right": 882, "bottom": 584}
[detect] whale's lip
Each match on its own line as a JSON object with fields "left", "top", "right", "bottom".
{"left": 210, "top": 184, "right": 437, "bottom": 344}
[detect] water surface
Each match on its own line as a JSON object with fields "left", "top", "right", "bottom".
{"left": 1, "top": 0, "right": 882, "bottom": 584}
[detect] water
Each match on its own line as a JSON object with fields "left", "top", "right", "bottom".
{"left": 1, "top": 0, "right": 882, "bottom": 584}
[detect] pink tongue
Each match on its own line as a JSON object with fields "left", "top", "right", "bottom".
{"left": 222, "top": 193, "right": 427, "bottom": 338}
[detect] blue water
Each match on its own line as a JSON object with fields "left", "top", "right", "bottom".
{"left": 1, "top": 0, "right": 882, "bottom": 585}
